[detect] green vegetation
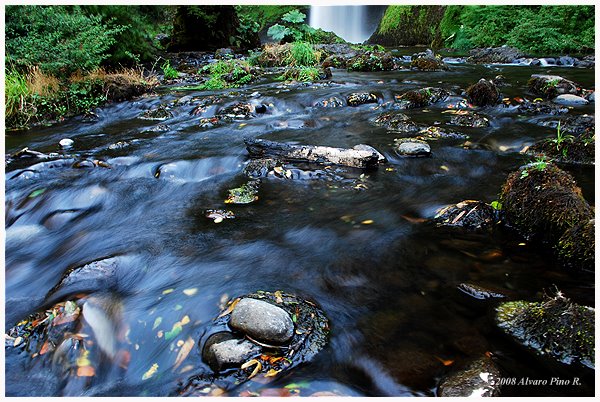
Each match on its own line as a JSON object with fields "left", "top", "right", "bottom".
{"left": 5, "top": 69, "right": 30, "bottom": 123}
{"left": 439, "top": 5, "right": 594, "bottom": 53}
{"left": 236, "top": 5, "right": 309, "bottom": 32}
{"left": 378, "top": 6, "right": 412, "bottom": 34}
{"left": 255, "top": 42, "right": 321, "bottom": 68}
{"left": 161, "top": 60, "right": 179, "bottom": 80}
{"left": 198, "top": 60, "right": 254, "bottom": 90}
{"left": 267, "top": 9, "right": 314, "bottom": 43}
{"left": 278, "top": 66, "right": 321, "bottom": 82}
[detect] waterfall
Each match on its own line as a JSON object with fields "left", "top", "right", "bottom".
{"left": 309, "top": 6, "right": 370, "bottom": 44}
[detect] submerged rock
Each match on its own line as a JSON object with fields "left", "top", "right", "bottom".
{"left": 516, "top": 99, "right": 569, "bottom": 115}
{"left": 394, "top": 138, "right": 431, "bottom": 157}
{"left": 457, "top": 283, "right": 508, "bottom": 300}
{"left": 528, "top": 75, "right": 583, "bottom": 99}
{"left": 437, "top": 356, "right": 501, "bottom": 397}
{"left": 224, "top": 180, "right": 260, "bottom": 204}
{"left": 230, "top": 298, "right": 294, "bottom": 345}
{"left": 449, "top": 111, "right": 490, "bottom": 128}
{"left": 216, "top": 102, "right": 255, "bottom": 121}
{"left": 373, "top": 112, "right": 419, "bottom": 132}
{"left": 496, "top": 294, "right": 595, "bottom": 368}
{"left": 203, "top": 333, "right": 261, "bottom": 372}
{"left": 466, "top": 79, "right": 500, "bottom": 106}
{"left": 395, "top": 87, "right": 450, "bottom": 108}
{"left": 467, "top": 46, "right": 524, "bottom": 64}
{"left": 243, "top": 158, "right": 281, "bottom": 178}
{"left": 139, "top": 105, "right": 173, "bottom": 120}
{"left": 434, "top": 200, "right": 498, "bottom": 229}
{"left": 346, "top": 92, "right": 379, "bottom": 107}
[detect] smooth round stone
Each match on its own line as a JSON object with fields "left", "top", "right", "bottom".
{"left": 553, "top": 94, "right": 589, "bottom": 106}
{"left": 203, "top": 332, "right": 261, "bottom": 372}
{"left": 229, "top": 298, "right": 294, "bottom": 345}
{"left": 59, "top": 138, "right": 74, "bottom": 148}
{"left": 396, "top": 141, "right": 431, "bottom": 157}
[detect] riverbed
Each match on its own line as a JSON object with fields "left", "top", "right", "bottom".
{"left": 4, "top": 56, "right": 595, "bottom": 396}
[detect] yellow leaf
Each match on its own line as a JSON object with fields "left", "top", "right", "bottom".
{"left": 142, "top": 363, "right": 159, "bottom": 380}
{"left": 361, "top": 219, "right": 374, "bottom": 225}
{"left": 241, "top": 359, "right": 262, "bottom": 379}
{"left": 217, "top": 298, "right": 240, "bottom": 318}
{"left": 76, "top": 350, "right": 91, "bottom": 367}
{"left": 173, "top": 337, "right": 195, "bottom": 370}
{"left": 274, "top": 290, "right": 283, "bottom": 304}
{"left": 264, "top": 369, "right": 280, "bottom": 377}
{"left": 183, "top": 288, "right": 197, "bottom": 296}
{"left": 180, "top": 315, "right": 190, "bottom": 326}
{"left": 440, "top": 165, "right": 449, "bottom": 171}
{"left": 162, "top": 289, "right": 174, "bottom": 295}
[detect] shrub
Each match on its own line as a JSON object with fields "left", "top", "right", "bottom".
{"left": 161, "top": 60, "right": 179, "bottom": 79}
{"left": 6, "top": 5, "right": 125, "bottom": 77}
{"left": 267, "top": 9, "right": 317, "bottom": 43}
{"left": 289, "top": 42, "right": 319, "bottom": 66}
{"left": 199, "top": 60, "right": 253, "bottom": 90}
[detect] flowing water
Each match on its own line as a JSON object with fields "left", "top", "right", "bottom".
{"left": 4, "top": 54, "right": 595, "bottom": 396}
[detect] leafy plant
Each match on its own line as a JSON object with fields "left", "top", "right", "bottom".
{"left": 161, "top": 60, "right": 178, "bottom": 79}
{"left": 288, "top": 42, "right": 319, "bottom": 66}
{"left": 199, "top": 60, "right": 253, "bottom": 90}
{"left": 5, "top": 68, "right": 30, "bottom": 121}
{"left": 549, "top": 121, "right": 574, "bottom": 151}
{"left": 267, "top": 9, "right": 316, "bottom": 43}
{"left": 278, "top": 66, "right": 321, "bottom": 82}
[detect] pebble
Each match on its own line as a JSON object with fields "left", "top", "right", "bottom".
{"left": 553, "top": 94, "right": 589, "bottom": 106}
{"left": 59, "top": 138, "right": 74, "bottom": 149}
{"left": 395, "top": 139, "right": 431, "bottom": 157}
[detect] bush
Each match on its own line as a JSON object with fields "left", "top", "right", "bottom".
{"left": 199, "top": 60, "right": 253, "bottom": 90}
{"left": 6, "top": 5, "right": 125, "bottom": 77}
{"left": 289, "top": 42, "right": 319, "bottom": 66}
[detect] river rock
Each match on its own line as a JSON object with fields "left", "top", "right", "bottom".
{"left": 449, "top": 112, "right": 490, "bottom": 127}
{"left": 230, "top": 298, "right": 294, "bottom": 344}
{"left": 410, "top": 55, "right": 448, "bottom": 71}
{"left": 139, "top": 105, "right": 173, "bottom": 121}
{"left": 394, "top": 138, "right": 431, "bottom": 157}
{"left": 496, "top": 294, "right": 594, "bottom": 368}
{"left": 215, "top": 48, "right": 235, "bottom": 59}
{"left": 216, "top": 102, "right": 255, "bottom": 120}
{"left": 466, "top": 79, "right": 500, "bottom": 106}
{"left": 243, "top": 158, "right": 281, "bottom": 178}
{"left": 467, "top": 46, "right": 524, "bottom": 64}
{"left": 395, "top": 87, "right": 450, "bottom": 108}
{"left": 59, "top": 138, "right": 74, "bottom": 149}
{"left": 347, "top": 50, "right": 395, "bottom": 72}
{"left": 314, "top": 96, "right": 345, "bottom": 108}
{"left": 585, "top": 92, "right": 595, "bottom": 103}
{"left": 202, "top": 332, "right": 260, "bottom": 372}
{"left": 557, "top": 56, "right": 576, "bottom": 66}
{"left": 373, "top": 112, "right": 419, "bottom": 132}
{"left": 437, "top": 357, "right": 501, "bottom": 397}
{"left": 528, "top": 74, "right": 583, "bottom": 98}
{"left": 434, "top": 200, "right": 498, "bottom": 229}
{"left": 553, "top": 94, "right": 589, "bottom": 106}
{"left": 346, "top": 92, "right": 379, "bottom": 107}
{"left": 353, "top": 144, "right": 386, "bottom": 163}
{"left": 516, "top": 99, "right": 569, "bottom": 115}
{"left": 558, "top": 218, "right": 595, "bottom": 271}
{"left": 457, "top": 283, "right": 508, "bottom": 300}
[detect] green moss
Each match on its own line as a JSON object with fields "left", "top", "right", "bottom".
{"left": 379, "top": 6, "right": 412, "bottom": 34}
{"left": 558, "top": 219, "right": 595, "bottom": 270}
{"left": 278, "top": 66, "right": 321, "bottom": 82}
{"left": 496, "top": 294, "right": 595, "bottom": 367}
{"left": 198, "top": 59, "right": 253, "bottom": 90}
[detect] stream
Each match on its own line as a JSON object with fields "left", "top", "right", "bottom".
{"left": 4, "top": 53, "right": 595, "bottom": 396}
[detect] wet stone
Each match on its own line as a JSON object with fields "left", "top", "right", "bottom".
{"left": 466, "top": 78, "right": 500, "bottom": 106}
{"left": 243, "top": 158, "right": 281, "bottom": 178}
{"left": 373, "top": 112, "right": 419, "bottom": 133}
{"left": 141, "top": 124, "right": 169, "bottom": 133}
{"left": 457, "top": 283, "right": 508, "bottom": 300}
{"left": 528, "top": 74, "right": 582, "bottom": 98}
{"left": 59, "top": 138, "right": 74, "bottom": 149}
{"left": 216, "top": 102, "right": 255, "bottom": 120}
{"left": 346, "top": 92, "right": 379, "bottom": 107}
{"left": 139, "top": 105, "right": 173, "bottom": 121}
{"left": 410, "top": 56, "right": 448, "bottom": 71}
{"left": 394, "top": 138, "right": 431, "bottom": 157}
{"left": 395, "top": 87, "right": 450, "bottom": 108}
{"left": 205, "top": 209, "right": 235, "bottom": 223}
{"left": 202, "top": 332, "right": 260, "bottom": 372}
{"left": 229, "top": 298, "right": 294, "bottom": 345}
{"left": 553, "top": 94, "right": 589, "bottom": 106}
{"left": 314, "top": 96, "right": 345, "bottom": 108}
{"left": 353, "top": 144, "right": 386, "bottom": 163}
{"left": 437, "top": 357, "right": 501, "bottom": 397}
{"left": 516, "top": 100, "right": 569, "bottom": 115}
{"left": 449, "top": 112, "right": 490, "bottom": 128}
{"left": 434, "top": 200, "right": 498, "bottom": 229}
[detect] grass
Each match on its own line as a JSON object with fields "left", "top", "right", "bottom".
{"left": 161, "top": 60, "right": 179, "bottom": 80}
{"left": 278, "top": 66, "right": 321, "bottom": 82}
{"left": 256, "top": 42, "right": 320, "bottom": 67}
{"left": 5, "top": 69, "right": 30, "bottom": 121}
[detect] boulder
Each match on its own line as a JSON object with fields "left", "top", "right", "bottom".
{"left": 395, "top": 87, "right": 450, "bottom": 108}
{"left": 373, "top": 112, "right": 420, "bottom": 132}
{"left": 516, "top": 100, "right": 569, "bottom": 115}
{"left": 553, "top": 94, "right": 589, "bottom": 106}
{"left": 528, "top": 74, "right": 583, "bottom": 98}
{"left": 347, "top": 51, "right": 395, "bottom": 72}
{"left": 466, "top": 79, "right": 500, "bottom": 106}
{"left": 467, "top": 46, "right": 524, "bottom": 64}
{"left": 230, "top": 298, "right": 294, "bottom": 345}
{"left": 394, "top": 138, "right": 431, "bottom": 157}
{"left": 314, "top": 96, "right": 345, "bottom": 108}
{"left": 437, "top": 357, "right": 501, "bottom": 397}
{"left": 139, "top": 105, "right": 173, "bottom": 121}
{"left": 558, "top": 218, "right": 595, "bottom": 271}
{"left": 496, "top": 294, "right": 594, "bottom": 368}
{"left": 410, "top": 55, "right": 448, "bottom": 71}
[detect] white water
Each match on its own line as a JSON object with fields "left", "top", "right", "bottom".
{"left": 309, "top": 6, "right": 370, "bottom": 44}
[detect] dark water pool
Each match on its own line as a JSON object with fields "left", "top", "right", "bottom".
{"left": 4, "top": 60, "right": 595, "bottom": 396}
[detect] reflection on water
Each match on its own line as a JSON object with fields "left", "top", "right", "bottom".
{"left": 5, "top": 60, "right": 595, "bottom": 396}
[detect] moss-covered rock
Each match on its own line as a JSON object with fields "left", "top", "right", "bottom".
{"left": 467, "top": 47, "right": 524, "bottom": 64}
{"left": 434, "top": 200, "right": 499, "bottom": 229}
{"left": 500, "top": 163, "right": 593, "bottom": 246}
{"left": 527, "top": 74, "right": 583, "bottom": 99}
{"left": 373, "top": 112, "right": 419, "bottom": 132}
{"left": 449, "top": 111, "right": 489, "bottom": 127}
{"left": 346, "top": 92, "right": 379, "bottom": 107}
{"left": 347, "top": 51, "right": 395, "bottom": 72}
{"left": 410, "top": 55, "right": 449, "bottom": 71}
{"left": 496, "top": 294, "right": 594, "bottom": 368}
{"left": 367, "top": 6, "right": 446, "bottom": 47}
{"left": 437, "top": 356, "right": 501, "bottom": 397}
{"left": 557, "top": 219, "right": 595, "bottom": 271}
{"left": 465, "top": 78, "right": 500, "bottom": 107}
{"left": 395, "top": 87, "right": 450, "bottom": 108}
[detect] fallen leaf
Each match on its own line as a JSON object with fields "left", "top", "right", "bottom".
{"left": 142, "top": 363, "right": 159, "bottom": 380}
{"left": 241, "top": 359, "right": 262, "bottom": 379}
{"left": 76, "top": 350, "right": 91, "bottom": 367}
{"left": 152, "top": 317, "right": 162, "bottom": 330}
{"left": 28, "top": 188, "right": 46, "bottom": 198}
{"left": 173, "top": 337, "right": 195, "bottom": 370}
{"left": 180, "top": 315, "right": 190, "bottom": 326}
{"left": 183, "top": 288, "right": 197, "bottom": 296}
{"left": 162, "top": 288, "right": 174, "bottom": 295}
{"left": 77, "top": 366, "right": 96, "bottom": 377}
{"left": 217, "top": 298, "right": 240, "bottom": 318}
{"left": 40, "top": 340, "right": 53, "bottom": 355}
{"left": 274, "top": 291, "right": 283, "bottom": 304}
{"left": 400, "top": 215, "right": 427, "bottom": 224}
{"left": 361, "top": 219, "right": 374, "bottom": 225}
{"left": 165, "top": 322, "right": 182, "bottom": 341}
{"left": 13, "top": 337, "right": 23, "bottom": 347}
{"left": 434, "top": 356, "right": 455, "bottom": 366}
{"left": 264, "top": 369, "right": 280, "bottom": 377}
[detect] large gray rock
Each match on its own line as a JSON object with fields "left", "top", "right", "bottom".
{"left": 553, "top": 94, "right": 589, "bottom": 106}
{"left": 229, "top": 298, "right": 294, "bottom": 344}
{"left": 437, "top": 357, "right": 501, "bottom": 397}
{"left": 203, "top": 332, "right": 261, "bottom": 372}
